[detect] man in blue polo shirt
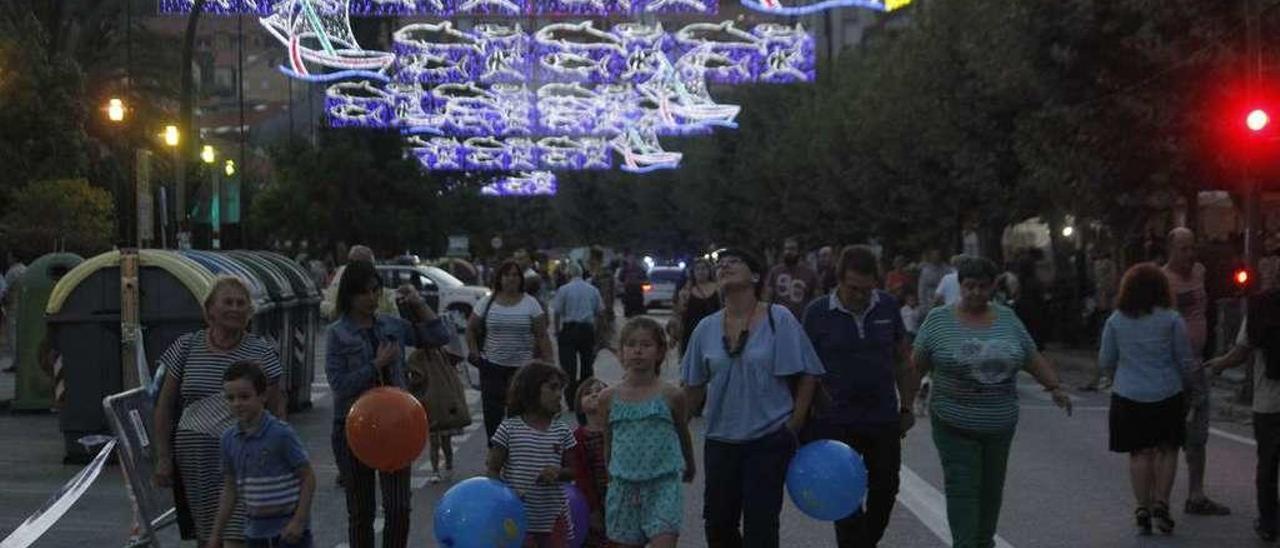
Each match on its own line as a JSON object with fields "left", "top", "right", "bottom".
{"left": 802, "top": 245, "right": 915, "bottom": 548}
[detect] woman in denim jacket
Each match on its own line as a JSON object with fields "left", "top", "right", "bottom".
{"left": 326, "top": 260, "right": 450, "bottom": 548}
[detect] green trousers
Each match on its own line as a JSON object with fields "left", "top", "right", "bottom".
{"left": 931, "top": 418, "right": 1016, "bottom": 548}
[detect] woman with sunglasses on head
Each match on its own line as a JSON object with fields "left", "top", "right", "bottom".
{"left": 326, "top": 261, "right": 451, "bottom": 548}
{"left": 679, "top": 248, "right": 825, "bottom": 548}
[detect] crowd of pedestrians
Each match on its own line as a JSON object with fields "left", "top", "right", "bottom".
{"left": 134, "top": 230, "right": 1280, "bottom": 548}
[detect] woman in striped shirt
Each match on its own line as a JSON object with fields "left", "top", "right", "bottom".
{"left": 912, "top": 256, "right": 1071, "bottom": 548}
{"left": 467, "top": 260, "right": 554, "bottom": 441}
{"left": 153, "top": 276, "right": 286, "bottom": 546}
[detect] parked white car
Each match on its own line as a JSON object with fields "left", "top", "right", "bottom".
{"left": 643, "top": 266, "right": 684, "bottom": 309}
{"left": 374, "top": 264, "right": 490, "bottom": 334}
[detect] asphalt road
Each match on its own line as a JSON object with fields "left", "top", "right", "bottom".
{"left": 0, "top": 308, "right": 1270, "bottom": 547}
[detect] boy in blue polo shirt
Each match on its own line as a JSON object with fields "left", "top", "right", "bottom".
{"left": 211, "top": 361, "right": 316, "bottom": 548}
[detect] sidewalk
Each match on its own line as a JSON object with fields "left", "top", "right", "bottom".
{"left": 1044, "top": 345, "right": 1255, "bottom": 425}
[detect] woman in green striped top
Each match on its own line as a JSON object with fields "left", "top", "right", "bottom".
{"left": 911, "top": 256, "right": 1072, "bottom": 548}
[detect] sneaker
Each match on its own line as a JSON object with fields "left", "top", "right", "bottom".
{"left": 1184, "top": 497, "right": 1231, "bottom": 516}
{"left": 1152, "top": 503, "right": 1175, "bottom": 534}
{"left": 428, "top": 473, "right": 442, "bottom": 484}
{"left": 1135, "top": 507, "right": 1152, "bottom": 536}
{"left": 1256, "top": 519, "right": 1277, "bottom": 542}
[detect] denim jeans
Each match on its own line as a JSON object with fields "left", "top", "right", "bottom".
{"left": 703, "top": 427, "right": 798, "bottom": 548}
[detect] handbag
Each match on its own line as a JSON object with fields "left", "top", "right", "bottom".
{"left": 407, "top": 347, "right": 473, "bottom": 431}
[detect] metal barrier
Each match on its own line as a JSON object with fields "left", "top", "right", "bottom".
{"left": 103, "top": 387, "right": 176, "bottom": 547}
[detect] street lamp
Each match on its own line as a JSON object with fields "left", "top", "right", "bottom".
{"left": 201, "top": 145, "right": 216, "bottom": 164}
{"left": 163, "top": 125, "right": 180, "bottom": 147}
{"left": 1061, "top": 226, "right": 1074, "bottom": 238}
{"left": 224, "top": 159, "right": 236, "bottom": 177}
{"left": 107, "top": 98, "right": 126, "bottom": 122}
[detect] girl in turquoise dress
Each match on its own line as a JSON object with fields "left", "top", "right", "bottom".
{"left": 600, "top": 317, "right": 697, "bottom": 548}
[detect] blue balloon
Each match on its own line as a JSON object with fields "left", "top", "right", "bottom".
{"left": 786, "top": 440, "right": 868, "bottom": 521}
{"left": 434, "top": 477, "right": 528, "bottom": 547}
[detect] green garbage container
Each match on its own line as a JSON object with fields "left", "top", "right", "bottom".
{"left": 12, "top": 253, "right": 83, "bottom": 411}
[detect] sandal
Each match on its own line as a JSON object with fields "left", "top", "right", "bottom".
{"left": 1152, "top": 503, "right": 1175, "bottom": 534}
{"left": 1135, "top": 507, "right": 1152, "bottom": 536}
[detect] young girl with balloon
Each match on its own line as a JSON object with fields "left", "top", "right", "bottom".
{"left": 486, "top": 362, "right": 581, "bottom": 547}
{"left": 598, "top": 317, "right": 697, "bottom": 548}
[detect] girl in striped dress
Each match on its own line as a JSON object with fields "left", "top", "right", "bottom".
{"left": 486, "top": 362, "right": 581, "bottom": 547}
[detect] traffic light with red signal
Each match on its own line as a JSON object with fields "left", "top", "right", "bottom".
{"left": 1234, "top": 266, "right": 1254, "bottom": 293}
{"left": 1248, "top": 108, "right": 1270, "bottom": 133}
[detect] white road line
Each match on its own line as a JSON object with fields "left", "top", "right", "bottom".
{"left": 1210, "top": 427, "right": 1257, "bottom": 446}
{"left": 897, "top": 466, "right": 1016, "bottom": 548}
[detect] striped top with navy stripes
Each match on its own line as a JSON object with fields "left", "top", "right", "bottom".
{"left": 477, "top": 294, "right": 545, "bottom": 367}
{"left": 913, "top": 304, "right": 1036, "bottom": 432}
{"left": 220, "top": 412, "right": 309, "bottom": 539}
{"left": 492, "top": 416, "right": 576, "bottom": 533}
{"left": 162, "top": 331, "right": 283, "bottom": 409}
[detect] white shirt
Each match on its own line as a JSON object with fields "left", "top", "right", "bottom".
{"left": 934, "top": 272, "right": 962, "bottom": 306}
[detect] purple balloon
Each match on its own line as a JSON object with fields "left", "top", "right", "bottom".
{"left": 564, "top": 484, "right": 591, "bottom": 548}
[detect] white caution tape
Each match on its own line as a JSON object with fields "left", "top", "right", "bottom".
{"left": 0, "top": 438, "right": 118, "bottom": 548}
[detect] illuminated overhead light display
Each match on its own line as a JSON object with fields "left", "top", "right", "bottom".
{"left": 740, "top": 0, "right": 886, "bottom": 16}
{"left": 260, "top": 0, "right": 396, "bottom": 82}
{"left": 157, "top": 0, "right": 870, "bottom": 185}
{"left": 164, "top": 0, "right": 717, "bottom": 15}
{"left": 480, "top": 171, "right": 558, "bottom": 196}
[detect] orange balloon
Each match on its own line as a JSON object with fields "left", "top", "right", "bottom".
{"left": 345, "top": 387, "right": 429, "bottom": 472}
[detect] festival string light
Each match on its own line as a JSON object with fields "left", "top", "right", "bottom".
{"left": 165, "top": 0, "right": 717, "bottom": 16}
{"left": 740, "top": 0, "right": 885, "bottom": 16}
{"left": 156, "top": 0, "right": 857, "bottom": 183}
{"left": 480, "top": 171, "right": 558, "bottom": 196}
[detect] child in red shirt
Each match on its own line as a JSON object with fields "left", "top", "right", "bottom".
{"left": 571, "top": 378, "right": 609, "bottom": 547}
